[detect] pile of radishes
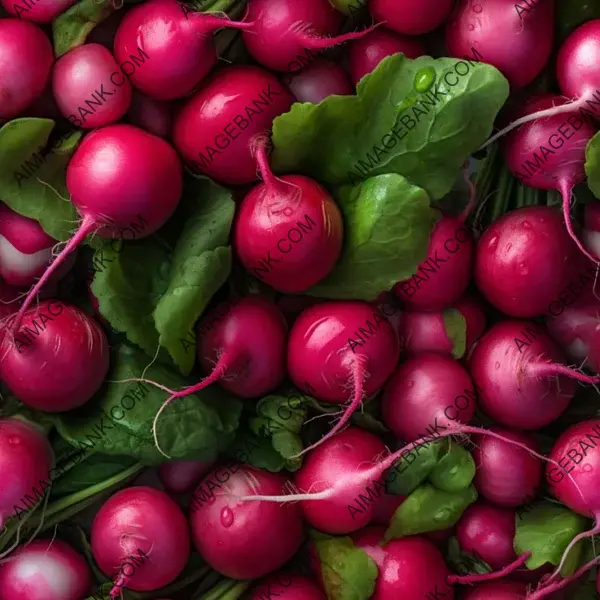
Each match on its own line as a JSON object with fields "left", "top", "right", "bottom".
{"left": 4, "top": 0, "right": 600, "bottom": 598}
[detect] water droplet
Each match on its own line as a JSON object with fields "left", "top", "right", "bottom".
{"left": 583, "top": 463, "right": 593, "bottom": 473}
{"left": 407, "top": 380, "right": 415, "bottom": 388}
{"left": 518, "top": 262, "right": 529, "bottom": 275}
{"left": 487, "top": 235, "right": 498, "bottom": 249}
{"left": 495, "top": 361, "right": 501, "bottom": 371}
{"left": 468, "top": 24, "right": 475, "bottom": 31}
{"left": 413, "top": 67, "right": 436, "bottom": 93}
{"left": 8, "top": 436, "right": 20, "bottom": 445}
{"left": 522, "top": 220, "right": 532, "bottom": 229}
{"left": 207, "top": 494, "right": 217, "bottom": 505}
{"left": 434, "top": 509, "right": 450, "bottom": 522}
{"left": 505, "top": 243, "right": 513, "bottom": 252}
{"left": 220, "top": 507, "right": 234, "bottom": 527}
{"left": 473, "top": 3, "right": 483, "bottom": 12}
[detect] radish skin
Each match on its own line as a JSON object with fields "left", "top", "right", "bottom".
{"left": 285, "top": 58, "right": 354, "bottom": 103}
{"left": 370, "top": 0, "right": 453, "bottom": 35}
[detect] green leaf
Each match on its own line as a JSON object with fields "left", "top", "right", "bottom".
{"left": 386, "top": 440, "right": 444, "bottom": 496}
{"left": 0, "top": 119, "right": 81, "bottom": 241}
{"left": 225, "top": 430, "right": 287, "bottom": 472}
{"left": 272, "top": 53, "right": 509, "bottom": 200}
{"left": 52, "top": 0, "right": 116, "bottom": 57}
{"left": 443, "top": 308, "right": 467, "bottom": 359}
{"left": 514, "top": 501, "right": 590, "bottom": 575}
{"left": 385, "top": 483, "right": 477, "bottom": 540}
{"left": 428, "top": 441, "right": 475, "bottom": 492}
{"left": 310, "top": 530, "right": 378, "bottom": 600}
{"left": 585, "top": 131, "right": 600, "bottom": 199}
{"left": 306, "top": 174, "right": 437, "bottom": 300}
{"left": 53, "top": 344, "right": 243, "bottom": 465}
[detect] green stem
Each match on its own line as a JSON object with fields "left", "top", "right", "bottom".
{"left": 489, "top": 167, "right": 513, "bottom": 223}
{"left": 203, "top": 0, "right": 239, "bottom": 13}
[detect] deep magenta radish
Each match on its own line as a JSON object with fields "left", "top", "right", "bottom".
{"left": 242, "top": 0, "right": 375, "bottom": 72}
{"left": 234, "top": 140, "right": 343, "bottom": 293}
{"left": 353, "top": 527, "right": 454, "bottom": 600}
{"left": 0, "top": 19, "right": 53, "bottom": 120}
{"left": 583, "top": 203, "right": 600, "bottom": 258}
{"left": 349, "top": 27, "right": 425, "bottom": 85}
{"left": 445, "top": 0, "right": 554, "bottom": 89}
{"left": 159, "top": 459, "right": 215, "bottom": 494}
{"left": 248, "top": 572, "right": 326, "bottom": 600}
{"left": 11, "top": 124, "right": 182, "bottom": 330}
{"left": 92, "top": 486, "right": 190, "bottom": 594}
{"left": 287, "top": 301, "right": 399, "bottom": 451}
{"left": 394, "top": 216, "right": 474, "bottom": 311}
{"left": 285, "top": 58, "right": 354, "bottom": 103}
{"left": 0, "top": 539, "right": 91, "bottom": 600}
{"left": 114, "top": 0, "right": 253, "bottom": 100}
{"left": 468, "top": 320, "right": 593, "bottom": 429}
{"left": 475, "top": 206, "right": 580, "bottom": 318}
{"left": 0, "top": 300, "right": 109, "bottom": 412}
{"left": 190, "top": 464, "right": 304, "bottom": 579}
{"left": 127, "top": 91, "right": 172, "bottom": 138}
{"left": 52, "top": 44, "right": 132, "bottom": 128}
{"left": 0, "top": 0, "right": 76, "bottom": 22}
{"left": 372, "top": 0, "right": 453, "bottom": 35}
{"left": 173, "top": 65, "right": 294, "bottom": 185}
{"left": 462, "top": 581, "right": 528, "bottom": 600}
{"left": 382, "top": 352, "right": 477, "bottom": 442}
{"left": 0, "top": 418, "right": 53, "bottom": 529}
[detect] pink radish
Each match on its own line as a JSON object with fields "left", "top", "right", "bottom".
{"left": 249, "top": 572, "right": 326, "bottom": 600}
{"left": 241, "top": 0, "right": 377, "bottom": 72}
{"left": 287, "top": 301, "right": 400, "bottom": 454}
{"left": 348, "top": 27, "right": 425, "bottom": 85}
{"left": 0, "top": 19, "right": 53, "bottom": 120}
{"left": 52, "top": 44, "right": 132, "bottom": 129}
{"left": 371, "top": 0, "right": 453, "bottom": 35}
{"left": 0, "top": 539, "right": 91, "bottom": 600}
{"left": 114, "top": 0, "right": 254, "bottom": 100}
{"left": 0, "top": 300, "right": 109, "bottom": 412}
{"left": 127, "top": 91, "right": 172, "bottom": 138}
{"left": 172, "top": 65, "right": 294, "bottom": 185}
{"left": 91, "top": 486, "right": 190, "bottom": 596}
{"left": 158, "top": 459, "right": 215, "bottom": 494}
{"left": 233, "top": 138, "right": 344, "bottom": 292}
{"left": 285, "top": 58, "right": 354, "bottom": 103}
{"left": 0, "top": 0, "right": 76, "bottom": 22}
{"left": 10, "top": 124, "right": 182, "bottom": 332}
{"left": 189, "top": 464, "right": 304, "bottom": 579}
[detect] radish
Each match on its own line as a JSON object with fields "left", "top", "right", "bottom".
{"left": 241, "top": 0, "right": 376, "bottom": 72}
{"left": 233, "top": 138, "right": 344, "bottom": 293}
{"left": 10, "top": 124, "right": 183, "bottom": 332}
{"left": 397, "top": 294, "right": 486, "bottom": 357}
{"left": 114, "top": 0, "right": 254, "bottom": 100}
{"left": 348, "top": 27, "right": 425, "bottom": 85}
{"left": 0, "top": 539, "right": 91, "bottom": 600}
{"left": 91, "top": 486, "right": 190, "bottom": 596}
{"left": 0, "top": 417, "right": 53, "bottom": 529}
{"left": 52, "top": 44, "right": 132, "bottom": 129}
{"left": 472, "top": 427, "right": 542, "bottom": 507}
{"left": 468, "top": 320, "right": 600, "bottom": 430}
{"left": 248, "top": 572, "right": 326, "bottom": 600}
{"left": 445, "top": 0, "right": 554, "bottom": 90}
{"left": 474, "top": 206, "right": 584, "bottom": 318}
{"left": 0, "top": 0, "right": 76, "bottom": 22}
{"left": 381, "top": 352, "right": 477, "bottom": 442}
{"left": 370, "top": 0, "right": 453, "bottom": 35}
{"left": 127, "top": 91, "right": 172, "bottom": 138}
{"left": 189, "top": 464, "right": 304, "bottom": 579}
{"left": 393, "top": 216, "right": 474, "bottom": 312}
{"left": 583, "top": 203, "right": 600, "bottom": 259}
{"left": 462, "top": 581, "right": 528, "bottom": 600}
{"left": 285, "top": 58, "right": 354, "bottom": 104}
{"left": 0, "top": 300, "right": 110, "bottom": 412}
{"left": 158, "top": 459, "right": 215, "bottom": 494}
{"left": 0, "top": 19, "right": 53, "bottom": 120}
{"left": 173, "top": 65, "right": 294, "bottom": 185}
{"left": 370, "top": 492, "right": 406, "bottom": 526}
{"left": 287, "top": 301, "right": 400, "bottom": 453}
{"left": 456, "top": 501, "right": 518, "bottom": 569}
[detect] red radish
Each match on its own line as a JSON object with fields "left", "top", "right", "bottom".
{"left": 370, "top": 492, "right": 406, "bottom": 526}
{"left": 468, "top": 320, "right": 600, "bottom": 430}
{"left": 0, "top": 300, "right": 109, "bottom": 412}
{"left": 0, "top": 417, "right": 53, "bottom": 529}
{"left": 127, "top": 91, "right": 172, "bottom": 138}
{"left": 462, "top": 581, "right": 528, "bottom": 600}
{"left": 475, "top": 206, "right": 584, "bottom": 318}
{"left": 0, "top": 0, "right": 76, "bottom": 22}
{"left": 10, "top": 124, "right": 182, "bottom": 332}
{"left": 393, "top": 216, "right": 474, "bottom": 311}
{"left": 348, "top": 27, "right": 425, "bottom": 85}
{"left": 189, "top": 464, "right": 304, "bottom": 579}
{"left": 52, "top": 44, "right": 132, "bottom": 129}
{"left": 397, "top": 294, "right": 486, "bottom": 358}
{"left": 173, "top": 65, "right": 294, "bottom": 185}
{"left": 234, "top": 138, "right": 344, "bottom": 293}
{"left": 371, "top": 0, "right": 453, "bottom": 35}
{"left": 0, "top": 539, "right": 91, "bottom": 600}
{"left": 446, "top": 0, "right": 554, "bottom": 90}
{"left": 114, "top": 0, "right": 253, "bottom": 100}
{"left": 472, "top": 427, "right": 542, "bottom": 507}
{"left": 287, "top": 301, "right": 400, "bottom": 453}
{"left": 0, "top": 19, "right": 53, "bottom": 120}
{"left": 92, "top": 486, "right": 190, "bottom": 596}
{"left": 248, "top": 572, "right": 326, "bottom": 600}
{"left": 158, "top": 459, "right": 215, "bottom": 494}
{"left": 583, "top": 204, "right": 600, "bottom": 259}
{"left": 352, "top": 526, "right": 454, "bottom": 599}
{"left": 241, "top": 0, "right": 376, "bottom": 72}
{"left": 285, "top": 58, "right": 354, "bottom": 103}
{"left": 381, "top": 352, "right": 477, "bottom": 442}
